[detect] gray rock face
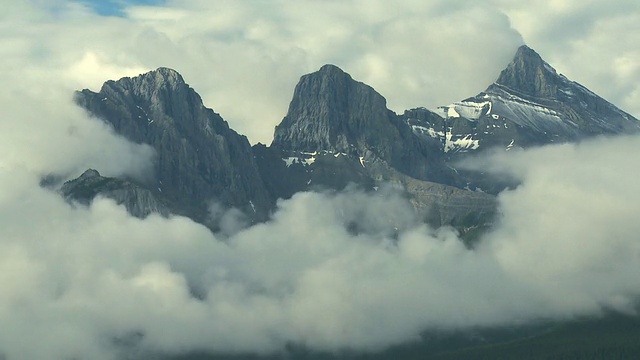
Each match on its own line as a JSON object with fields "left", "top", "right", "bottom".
{"left": 272, "top": 64, "right": 452, "bottom": 184}
{"left": 61, "top": 169, "right": 171, "bottom": 218}
{"left": 60, "top": 44, "right": 639, "bottom": 239}
{"left": 407, "top": 45, "right": 640, "bottom": 156}
{"left": 74, "top": 68, "right": 272, "bottom": 221}
{"left": 265, "top": 65, "right": 493, "bottom": 235}
{"left": 494, "top": 45, "right": 561, "bottom": 99}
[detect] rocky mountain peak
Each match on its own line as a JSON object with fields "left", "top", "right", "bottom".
{"left": 78, "top": 168, "right": 100, "bottom": 180}
{"left": 74, "top": 69, "right": 273, "bottom": 222}
{"left": 430, "top": 45, "right": 640, "bottom": 157}
{"left": 153, "top": 66, "right": 184, "bottom": 81}
{"left": 60, "top": 168, "right": 172, "bottom": 219}
{"left": 145, "top": 66, "right": 184, "bottom": 81}
{"left": 138, "top": 67, "right": 187, "bottom": 93}
{"left": 272, "top": 64, "right": 390, "bottom": 153}
{"left": 100, "top": 67, "right": 187, "bottom": 98}
{"left": 272, "top": 64, "right": 453, "bottom": 184}
{"left": 317, "top": 63, "right": 347, "bottom": 75}
{"left": 494, "top": 45, "right": 560, "bottom": 99}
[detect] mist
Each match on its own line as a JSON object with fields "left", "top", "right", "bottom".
{"left": 2, "top": 1, "right": 640, "bottom": 359}
{"left": 2, "top": 130, "right": 640, "bottom": 359}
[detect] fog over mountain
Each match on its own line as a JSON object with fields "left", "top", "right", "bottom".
{"left": 2, "top": 1, "right": 640, "bottom": 360}
{"left": 2, "top": 62, "right": 640, "bottom": 360}
{"left": 3, "top": 134, "right": 640, "bottom": 359}
{"left": 4, "top": 1, "right": 640, "bottom": 145}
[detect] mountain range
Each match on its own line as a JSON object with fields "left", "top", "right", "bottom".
{"left": 50, "top": 45, "right": 640, "bottom": 359}
{"left": 61, "top": 45, "right": 640, "bottom": 240}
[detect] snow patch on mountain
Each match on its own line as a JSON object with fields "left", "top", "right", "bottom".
{"left": 410, "top": 124, "right": 444, "bottom": 138}
{"left": 436, "top": 101, "right": 491, "bottom": 120}
{"left": 445, "top": 133, "right": 480, "bottom": 153}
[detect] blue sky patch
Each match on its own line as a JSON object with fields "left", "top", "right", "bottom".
{"left": 75, "top": 0, "right": 166, "bottom": 17}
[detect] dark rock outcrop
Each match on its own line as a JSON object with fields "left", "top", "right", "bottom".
{"left": 61, "top": 169, "right": 171, "bottom": 218}
{"left": 408, "top": 45, "right": 640, "bottom": 157}
{"left": 60, "top": 45, "right": 639, "bottom": 239}
{"left": 272, "top": 64, "right": 453, "bottom": 184}
{"left": 74, "top": 68, "right": 272, "bottom": 222}
{"left": 264, "top": 65, "right": 495, "bottom": 235}
{"left": 493, "top": 45, "right": 561, "bottom": 99}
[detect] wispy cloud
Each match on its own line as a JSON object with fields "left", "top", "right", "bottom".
{"left": 1, "top": 1, "right": 640, "bottom": 359}
{"left": 2, "top": 135, "right": 640, "bottom": 359}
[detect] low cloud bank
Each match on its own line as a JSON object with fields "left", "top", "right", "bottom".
{"left": 2, "top": 135, "right": 640, "bottom": 359}
{"left": 2, "top": 2, "right": 640, "bottom": 358}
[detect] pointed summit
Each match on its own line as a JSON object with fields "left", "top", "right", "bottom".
{"left": 434, "top": 45, "right": 640, "bottom": 154}
{"left": 74, "top": 68, "right": 273, "bottom": 221}
{"left": 272, "top": 64, "right": 391, "bottom": 152}
{"left": 272, "top": 64, "right": 453, "bottom": 184}
{"left": 100, "top": 67, "right": 187, "bottom": 96}
{"left": 494, "top": 45, "right": 560, "bottom": 99}
{"left": 143, "top": 67, "right": 186, "bottom": 88}
{"left": 317, "top": 63, "right": 348, "bottom": 75}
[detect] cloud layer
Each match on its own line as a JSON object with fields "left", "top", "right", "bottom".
{"left": 5, "top": 0, "right": 639, "bottom": 145}
{"left": 2, "top": 1, "right": 640, "bottom": 359}
{"left": 2, "top": 135, "right": 640, "bottom": 359}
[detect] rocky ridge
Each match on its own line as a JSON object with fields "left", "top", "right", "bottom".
{"left": 60, "top": 169, "right": 171, "bottom": 218}
{"left": 74, "top": 68, "right": 272, "bottom": 223}
{"left": 406, "top": 45, "right": 640, "bottom": 156}
{"left": 272, "top": 64, "right": 452, "bottom": 185}
{"left": 61, "top": 45, "right": 639, "bottom": 237}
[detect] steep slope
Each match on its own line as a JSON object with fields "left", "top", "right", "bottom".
{"left": 407, "top": 45, "right": 640, "bottom": 155}
{"left": 272, "top": 64, "right": 452, "bottom": 184}
{"left": 263, "top": 65, "right": 495, "bottom": 237}
{"left": 74, "top": 68, "right": 272, "bottom": 222}
{"left": 64, "top": 45, "right": 639, "bottom": 234}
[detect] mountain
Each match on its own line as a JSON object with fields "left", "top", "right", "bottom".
{"left": 405, "top": 45, "right": 640, "bottom": 155}
{"left": 60, "top": 169, "right": 171, "bottom": 218}
{"left": 74, "top": 68, "right": 273, "bottom": 224}
{"left": 61, "top": 45, "right": 639, "bottom": 237}
{"left": 272, "top": 64, "right": 452, "bottom": 184}
{"left": 264, "top": 64, "right": 495, "bottom": 237}
{"left": 50, "top": 44, "right": 640, "bottom": 359}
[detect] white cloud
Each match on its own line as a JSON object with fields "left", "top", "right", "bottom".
{"left": 6, "top": 0, "right": 638, "bottom": 145}
{"left": 493, "top": 0, "right": 640, "bottom": 117}
{"left": 2, "top": 0, "right": 640, "bottom": 359}
{"left": 3, "top": 134, "right": 640, "bottom": 359}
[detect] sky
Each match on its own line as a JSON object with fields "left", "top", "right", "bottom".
{"left": 76, "top": 0, "right": 167, "bottom": 16}
{"left": 1, "top": 1, "right": 640, "bottom": 359}
{"left": 3, "top": 0, "right": 639, "bottom": 145}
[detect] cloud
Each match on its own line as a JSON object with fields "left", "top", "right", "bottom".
{"left": 5, "top": 0, "right": 638, "bottom": 145}
{"left": 493, "top": 0, "right": 640, "bottom": 117}
{"left": 2, "top": 1, "right": 640, "bottom": 359}
{"left": 0, "top": 0, "right": 523, "bottom": 145}
{"left": 0, "top": 69, "right": 154, "bottom": 181}
{"left": 118, "top": 0, "right": 523, "bottom": 144}
{"left": 0, "top": 1, "right": 155, "bottom": 181}
{"left": 2, "top": 135, "right": 640, "bottom": 359}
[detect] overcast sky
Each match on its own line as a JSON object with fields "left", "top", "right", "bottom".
{"left": 2, "top": 1, "right": 640, "bottom": 360}
{"left": 3, "top": 0, "right": 639, "bottom": 144}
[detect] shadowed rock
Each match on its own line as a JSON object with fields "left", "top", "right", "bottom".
{"left": 60, "top": 169, "right": 171, "bottom": 218}
{"left": 74, "top": 68, "right": 272, "bottom": 222}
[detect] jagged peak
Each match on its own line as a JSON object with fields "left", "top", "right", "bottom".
{"left": 100, "top": 67, "right": 186, "bottom": 93}
{"left": 316, "top": 64, "right": 350, "bottom": 77}
{"left": 492, "top": 45, "right": 560, "bottom": 99}
{"left": 79, "top": 168, "right": 101, "bottom": 179}
{"left": 154, "top": 66, "right": 181, "bottom": 76}
{"left": 513, "top": 45, "right": 543, "bottom": 62}
{"left": 136, "top": 67, "right": 186, "bottom": 87}
{"left": 299, "top": 64, "right": 362, "bottom": 88}
{"left": 273, "top": 63, "right": 390, "bottom": 150}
